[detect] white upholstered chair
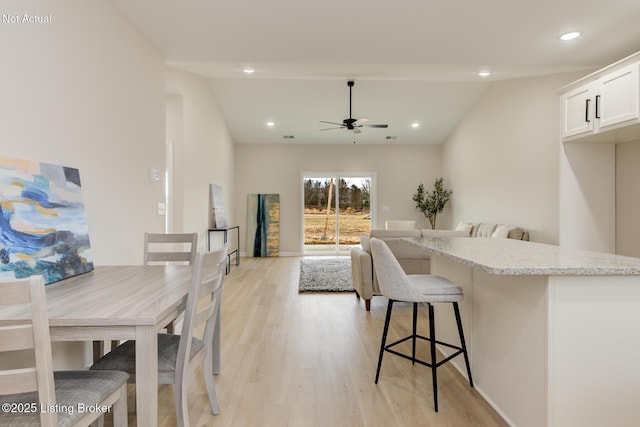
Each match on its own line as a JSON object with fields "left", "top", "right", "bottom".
{"left": 91, "top": 246, "right": 228, "bottom": 427}
{"left": 384, "top": 220, "right": 416, "bottom": 230}
{"left": 370, "top": 238, "right": 473, "bottom": 412}
{"left": 0, "top": 276, "right": 129, "bottom": 427}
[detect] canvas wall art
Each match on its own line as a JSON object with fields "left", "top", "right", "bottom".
{"left": 0, "top": 156, "right": 94, "bottom": 284}
{"left": 209, "top": 183, "right": 228, "bottom": 228}
{"left": 246, "top": 193, "right": 279, "bottom": 257}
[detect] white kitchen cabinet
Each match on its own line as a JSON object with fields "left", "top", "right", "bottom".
{"left": 560, "top": 61, "right": 640, "bottom": 141}
{"left": 561, "top": 83, "right": 595, "bottom": 138}
{"left": 597, "top": 63, "right": 639, "bottom": 130}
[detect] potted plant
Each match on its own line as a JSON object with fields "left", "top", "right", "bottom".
{"left": 412, "top": 178, "right": 452, "bottom": 229}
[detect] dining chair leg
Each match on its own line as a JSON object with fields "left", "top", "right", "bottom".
{"left": 453, "top": 302, "right": 474, "bottom": 387}
{"left": 375, "top": 299, "right": 394, "bottom": 384}
{"left": 428, "top": 303, "right": 439, "bottom": 412}
{"left": 112, "top": 383, "right": 128, "bottom": 427}
{"left": 412, "top": 302, "right": 418, "bottom": 365}
{"left": 174, "top": 373, "right": 188, "bottom": 427}
{"left": 203, "top": 347, "right": 221, "bottom": 415}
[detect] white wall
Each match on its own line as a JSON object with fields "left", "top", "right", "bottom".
{"left": 0, "top": 0, "right": 165, "bottom": 368}
{"left": 234, "top": 143, "right": 442, "bottom": 255}
{"left": 443, "top": 72, "right": 586, "bottom": 244}
{"left": 166, "top": 68, "right": 235, "bottom": 248}
{"left": 616, "top": 140, "right": 640, "bottom": 257}
{"left": 0, "top": 0, "right": 166, "bottom": 265}
{"left": 560, "top": 141, "right": 616, "bottom": 252}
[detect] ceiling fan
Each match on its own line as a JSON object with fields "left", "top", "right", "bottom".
{"left": 320, "top": 80, "right": 389, "bottom": 135}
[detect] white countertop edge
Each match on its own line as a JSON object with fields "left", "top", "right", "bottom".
{"left": 404, "top": 237, "right": 640, "bottom": 276}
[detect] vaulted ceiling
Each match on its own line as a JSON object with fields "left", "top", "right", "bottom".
{"left": 110, "top": 0, "right": 640, "bottom": 144}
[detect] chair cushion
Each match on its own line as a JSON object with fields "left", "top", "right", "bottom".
{"left": 491, "top": 224, "right": 511, "bottom": 238}
{"left": 475, "top": 223, "right": 497, "bottom": 238}
{"left": 0, "top": 370, "right": 128, "bottom": 427}
{"left": 91, "top": 334, "right": 204, "bottom": 375}
{"left": 407, "top": 275, "right": 463, "bottom": 303}
{"left": 455, "top": 222, "right": 474, "bottom": 236}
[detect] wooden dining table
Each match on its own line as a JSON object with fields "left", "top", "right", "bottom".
{"left": 0, "top": 265, "right": 220, "bottom": 427}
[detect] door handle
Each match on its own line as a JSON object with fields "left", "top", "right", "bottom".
{"left": 585, "top": 99, "right": 591, "bottom": 123}
{"left": 595, "top": 95, "right": 601, "bottom": 119}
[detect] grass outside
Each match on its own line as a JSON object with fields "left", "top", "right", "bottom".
{"left": 304, "top": 207, "right": 370, "bottom": 245}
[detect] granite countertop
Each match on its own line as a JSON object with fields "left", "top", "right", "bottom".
{"left": 405, "top": 237, "right": 640, "bottom": 275}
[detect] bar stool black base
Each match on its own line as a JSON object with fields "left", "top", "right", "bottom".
{"left": 375, "top": 300, "right": 473, "bottom": 412}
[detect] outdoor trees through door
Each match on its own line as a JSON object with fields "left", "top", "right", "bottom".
{"left": 303, "top": 175, "right": 373, "bottom": 254}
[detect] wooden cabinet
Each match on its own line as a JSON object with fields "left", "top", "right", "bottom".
{"left": 560, "top": 62, "right": 640, "bottom": 141}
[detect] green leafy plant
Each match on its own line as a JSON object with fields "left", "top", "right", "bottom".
{"left": 412, "top": 178, "right": 452, "bottom": 229}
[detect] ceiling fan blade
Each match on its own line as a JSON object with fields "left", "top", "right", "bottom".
{"left": 354, "top": 117, "right": 369, "bottom": 126}
{"left": 353, "top": 128, "right": 362, "bottom": 134}
{"left": 319, "top": 120, "right": 344, "bottom": 126}
{"left": 364, "top": 124, "right": 389, "bottom": 128}
{"left": 319, "top": 127, "right": 344, "bottom": 131}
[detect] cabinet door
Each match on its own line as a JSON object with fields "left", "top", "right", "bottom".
{"left": 561, "top": 84, "right": 595, "bottom": 138}
{"left": 597, "top": 63, "right": 639, "bottom": 130}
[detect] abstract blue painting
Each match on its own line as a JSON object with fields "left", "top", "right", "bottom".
{"left": 0, "top": 156, "right": 94, "bottom": 284}
{"left": 246, "top": 194, "right": 279, "bottom": 257}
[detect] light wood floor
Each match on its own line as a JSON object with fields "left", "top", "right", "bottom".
{"left": 121, "top": 256, "right": 509, "bottom": 427}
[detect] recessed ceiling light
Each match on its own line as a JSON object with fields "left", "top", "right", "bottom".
{"left": 266, "top": 121, "right": 275, "bottom": 127}
{"left": 411, "top": 122, "right": 420, "bottom": 128}
{"left": 478, "top": 71, "right": 491, "bottom": 77}
{"left": 560, "top": 31, "right": 581, "bottom": 41}
{"left": 243, "top": 67, "right": 255, "bottom": 74}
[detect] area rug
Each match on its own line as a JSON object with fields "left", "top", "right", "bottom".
{"left": 299, "top": 257, "right": 353, "bottom": 292}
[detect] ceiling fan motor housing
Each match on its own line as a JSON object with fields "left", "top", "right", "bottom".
{"left": 343, "top": 118, "right": 357, "bottom": 129}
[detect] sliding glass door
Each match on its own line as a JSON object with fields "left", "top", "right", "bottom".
{"left": 302, "top": 174, "right": 374, "bottom": 255}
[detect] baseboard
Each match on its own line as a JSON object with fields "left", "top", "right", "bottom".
{"left": 239, "top": 251, "right": 302, "bottom": 257}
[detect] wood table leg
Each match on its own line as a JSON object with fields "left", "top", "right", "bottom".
{"left": 135, "top": 326, "right": 158, "bottom": 426}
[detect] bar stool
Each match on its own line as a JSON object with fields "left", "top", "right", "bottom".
{"left": 370, "top": 238, "right": 473, "bottom": 412}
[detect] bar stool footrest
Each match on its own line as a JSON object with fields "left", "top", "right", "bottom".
{"left": 384, "top": 334, "right": 464, "bottom": 368}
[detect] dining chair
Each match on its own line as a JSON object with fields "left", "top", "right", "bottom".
{"left": 91, "top": 245, "right": 228, "bottom": 427}
{"left": 0, "top": 275, "right": 129, "bottom": 427}
{"left": 143, "top": 232, "right": 199, "bottom": 334}
{"left": 144, "top": 232, "right": 198, "bottom": 267}
{"left": 370, "top": 238, "right": 473, "bottom": 412}
{"left": 97, "top": 232, "right": 201, "bottom": 357}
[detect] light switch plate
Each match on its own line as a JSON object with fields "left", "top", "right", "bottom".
{"left": 150, "top": 168, "right": 161, "bottom": 182}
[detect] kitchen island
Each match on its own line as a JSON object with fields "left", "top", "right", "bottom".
{"left": 405, "top": 237, "right": 640, "bottom": 427}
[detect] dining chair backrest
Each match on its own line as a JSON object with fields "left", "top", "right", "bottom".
{"left": 176, "top": 245, "right": 228, "bottom": 386}
{"left": 144, "top": 232, "right": 198, "bottom": 265}
{"left": 0, "top": 275, "right": 57, "bottom": 426}
{"left": 370, "top": 238, "right": 415, "bottom": 301}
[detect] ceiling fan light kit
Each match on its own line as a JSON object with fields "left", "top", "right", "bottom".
{"left": 320, "top": 80, "right": 389, "bottom": 142}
